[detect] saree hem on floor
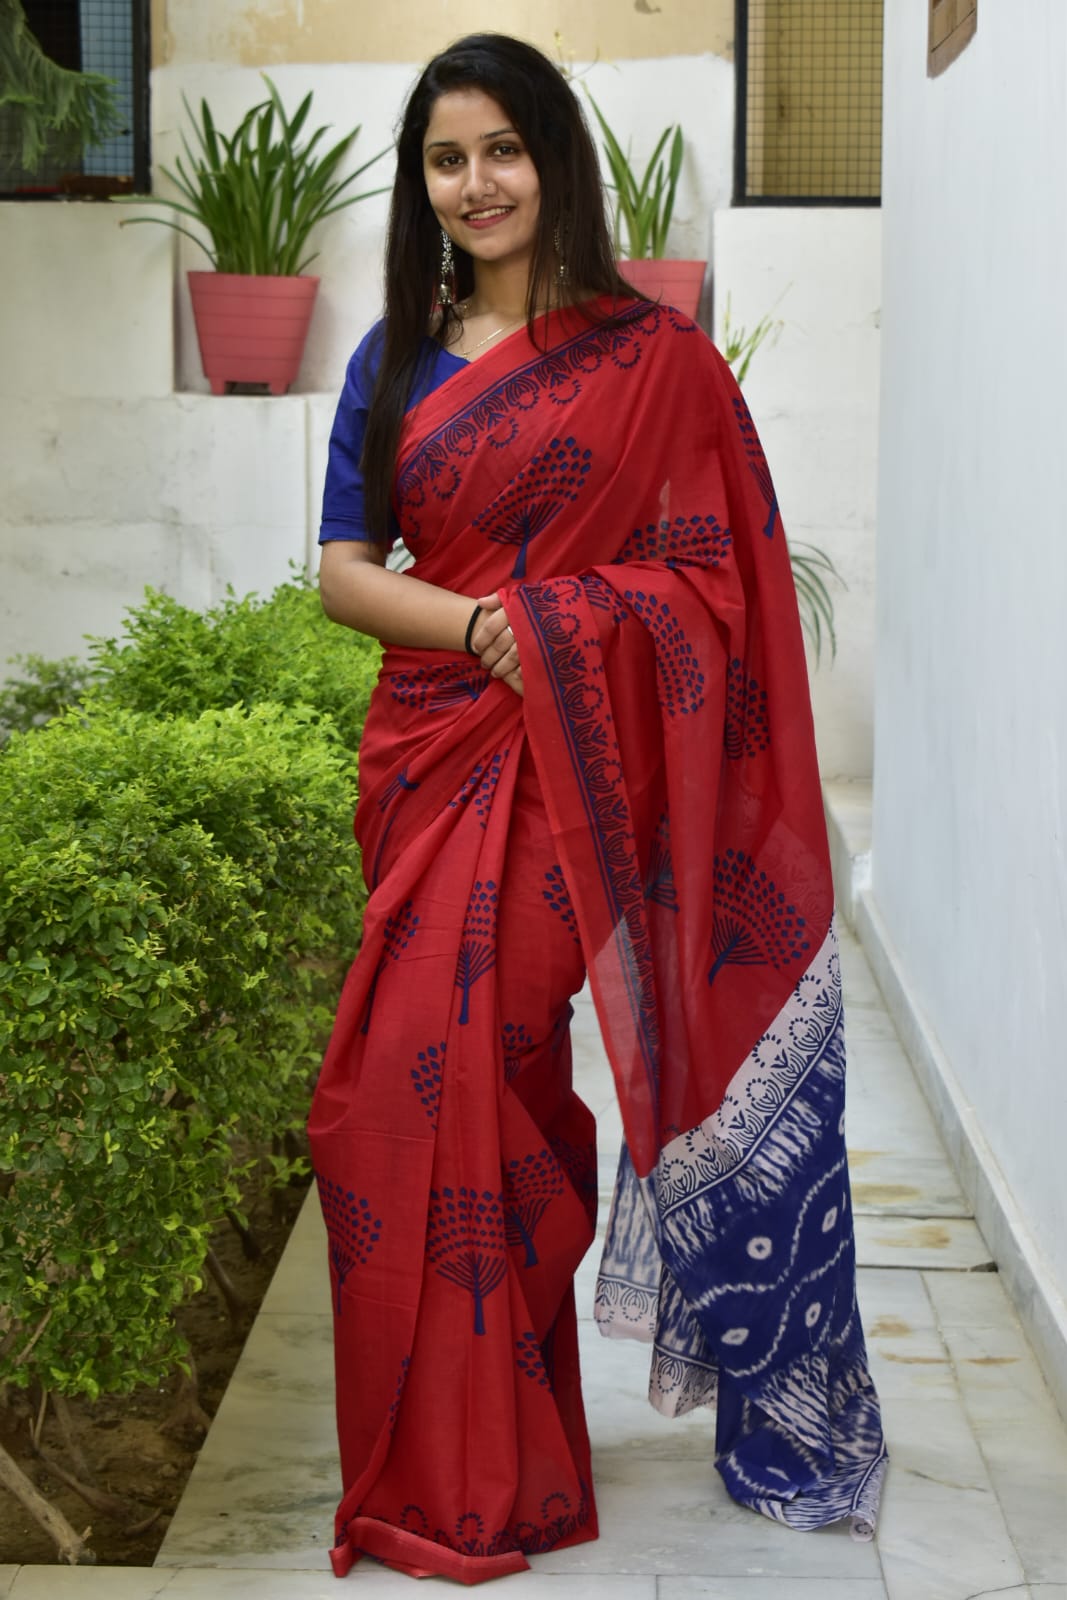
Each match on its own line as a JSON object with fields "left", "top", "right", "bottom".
{"left": 310, "top": 299, "right": 886, "bottom": 1582}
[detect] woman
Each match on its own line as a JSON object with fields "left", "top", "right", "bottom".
{"left": 309, "top": 33, "right": 886, "bottom": 1585}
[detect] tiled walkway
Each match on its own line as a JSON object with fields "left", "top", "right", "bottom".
{"left": 4, "top": 926, "right": 1067, "bottom": 1599}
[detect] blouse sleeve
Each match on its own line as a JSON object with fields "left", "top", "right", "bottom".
{"left": 319, "top": 321, "right": 393, "bottom": 544}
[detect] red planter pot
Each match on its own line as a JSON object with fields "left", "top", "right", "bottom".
{"left": 619, "top": 258, "right": 707, "bottom": 320}
{"left": 187, "top": 271, "right": 320, "bottom": 396}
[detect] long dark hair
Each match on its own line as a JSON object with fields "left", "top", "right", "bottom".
{"left": 361, "top": 32, "right": 636, "bottom": 539}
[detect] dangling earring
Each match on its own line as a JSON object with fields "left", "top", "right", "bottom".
{"left": 553, "top": 219, "right": 568, "bottom": 291}
{"left": 438, "top": 228, "right": 455, "bottom": 307}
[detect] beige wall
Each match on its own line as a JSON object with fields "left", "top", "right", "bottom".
{"left": 150, "top": 0, "right": 733, "bottom": 69}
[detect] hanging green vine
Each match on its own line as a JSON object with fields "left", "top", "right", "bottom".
{"left": 0, "top": 0, "right": 123, "bottom": 172}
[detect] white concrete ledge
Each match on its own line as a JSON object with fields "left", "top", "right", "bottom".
{"left": 823, "top": 778, "right": 872, "bottom": 929}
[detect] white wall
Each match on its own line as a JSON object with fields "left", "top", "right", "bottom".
{"left": 713, "top": 208, "right": 881, "bottom": 781}
{"left": 874, "top": 1, "right": 1067, "bottom": 1316}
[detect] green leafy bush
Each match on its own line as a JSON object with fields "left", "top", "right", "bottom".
{"left": 0, "top": 698, "right": 363, "bottom": 1397}
{"left": 0, "top": 653, "right": 91, "bottom": 737}
{"left": 87, "top": 579, "right": 380, "bottom": 752}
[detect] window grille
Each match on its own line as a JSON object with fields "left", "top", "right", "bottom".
{"left": 735, "top": 0, "right": 883, "bottom": 205}
{"left": 0, "top": 0, "right": 149, "bottom": 197}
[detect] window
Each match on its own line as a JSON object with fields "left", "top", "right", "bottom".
{"left": 735, "top": 0, "right": 883, "bottom": 205}
{"left": 928, "top": 0, "right": 977, "bottom": 77}
{"left": 0, "top": 0, "right": 149, "bottom": 198}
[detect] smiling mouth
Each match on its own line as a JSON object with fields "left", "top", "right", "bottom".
{"left": 462, "top": 206, "right": 514, "bottom": 222}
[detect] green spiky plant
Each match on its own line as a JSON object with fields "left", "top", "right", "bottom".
{"left": 0, "top": 0, "right": 123, "bottom": 172}
{"left": 119, "top": 76, "right": 388, "bottom": 275}
{"left": 587, "top": 94, "right": 683, "bottom": 260}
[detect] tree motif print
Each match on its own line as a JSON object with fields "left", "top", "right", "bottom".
{"left": 510, "top": 1479, "right": 591, "bottom": 1553}
{"left": 539, "top": 1490, "right": 581, "bottom": 1547}
{"left": 425, "top": 1186, "right": 507, "bottom": 1336}
{"left": 615, "top": 513, "right": 733, "bottom": 570}
{"left": 396, "top": 1510, "right": 514, "bottom": 1559}
{"left": 732, "top": 393, "right": 779, "bottom": 540}
{"left": 473, "top": 436, "right": 593, "bottom": 578}
{"left": 370, "top": 766, "right": 420, "bottom": 887}
{"left": 363, "top": 902, "right": 422, "bottom": 1036}
{"left": 724, "top": 657, "right": 771, "bottom": 760}
{"left": 391, "top": 662, "right": 487, "bottom": 714}
{"left": 542, "top": 864, "right": 581, "bottom": 945}
{"left": 622, "top": 589, "right": 706, "bottom": 716}
{"left": 502, "top": 1020, "right": 534, "bottom": 1083}
{"left": 504, "top": 1149, "right": 565, "bottom": 1268}
{"left": 361, "top": 900, "right": 420, "bottom": 1035}
{"left": 378, "top": 766, "right": 419, "bottom": 811}
{"left": 515, "top": 1330, "right": 550, "bottom": 1387}
{"left": 550, "top": 1134, "right": 598, "bottom": 1229}
{"left": 584, "top": 573, "right": 630, "bottom": 624}
{"left": 411, "top": 1041, "right": 446, "bottom": 1126}
{"left": 399, "top": 1504, "right": 430, "bottom": 1538}
{"left": 708, "top": 848, "right": 811, "bottom": 986}
{"left": 645, "top": 810, "right": 679, "bottom": 911}
{"left": 315, "top": 1174, "right": 383, "bottom": 1316}
{"left": 455, "top": 880, "right": 498, "bottom": 1025}
{"left": 448, "top": 752, "right": 506, "bottom": 829}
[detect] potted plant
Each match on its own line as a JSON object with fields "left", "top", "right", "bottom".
{"left": 588, "top": 96, "right": 706, "bottom": 319}
{"left": 121, "top": 77, "right": 388, "bottom": 395}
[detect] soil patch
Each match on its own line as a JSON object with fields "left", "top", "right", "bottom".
{"left": 0, "top": 1166, "right": 313, "bottom": 1567}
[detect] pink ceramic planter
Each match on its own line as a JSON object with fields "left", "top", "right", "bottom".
{"left": 619, "top": 258, "right": 706, "bottom": 320}
{"left": 188, "top": 271, "right": 320, "bottom": 395}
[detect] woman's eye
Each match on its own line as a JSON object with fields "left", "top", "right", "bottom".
{"left": 493, "top": 143, "right": 520, "bottom": 157}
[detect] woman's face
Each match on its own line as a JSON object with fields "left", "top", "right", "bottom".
{"left": 422, "top": 88, "right": 541, "bottom": 280}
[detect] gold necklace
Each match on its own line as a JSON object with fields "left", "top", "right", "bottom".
{"left": 460, "top": 313, "right": 525, "bottom": 357}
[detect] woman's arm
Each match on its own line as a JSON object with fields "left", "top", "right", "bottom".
{"left": 318, "top": 538, "right": 476, "bottom": 651}
{"left": 318, "top": 541, "right": 523, "bottom": 692}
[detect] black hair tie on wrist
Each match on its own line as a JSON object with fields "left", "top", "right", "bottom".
{"left": 464, "top": 604, "right": 482, "bottom": 657}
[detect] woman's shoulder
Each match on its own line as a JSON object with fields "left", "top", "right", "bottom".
{"left": 342, "top": 319, "right": 388, "bottom": 402}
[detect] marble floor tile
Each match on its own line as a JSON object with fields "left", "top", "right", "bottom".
{"left": 8, "top": 1574, "right": 173, "bottom": 1599}
{"left": 155, "top": 1313, "right": 339, "bottom": 1570}
{"left": 857, "top": 1268, "right": 958, "bottom": 1402}
{"left": 924, "top": 1273, "right": 1067, "bottom": 1583}
{"left": 847, "top": 1154, "right": 968, "bottom": 1219}
{"left": 854, "top": 1214, "right": 993, "bottom": 1271}
{"left": 876, "top": 1397, "right": 1026, "bottom": 1600}
{"left": 155, "top": 1570, "right": 656, "bottom": 1599}
{"left": 256, "top": 1193, "right": 331, "bottom": 1319}
{"left": 534, "top": 1465, "right": 882, "bottom": 1580}
{"left": 660, "top": 1580, "right": 888, "bottom": 1599}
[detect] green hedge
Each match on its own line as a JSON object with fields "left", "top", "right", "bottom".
{"left": 0, "top": 580, "right": 379, "bottom": 1398}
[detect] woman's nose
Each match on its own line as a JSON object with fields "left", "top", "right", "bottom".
{"left": 461, "top": 158, "right": 495, "bottom": 200}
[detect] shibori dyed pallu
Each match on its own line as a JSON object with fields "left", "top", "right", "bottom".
{"left": 308, "top": 299, "right": 887, "bottom": 1583}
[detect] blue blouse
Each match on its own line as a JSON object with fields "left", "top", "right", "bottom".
{"left": 319, "top": 321, "right": 468, "bottom": 543}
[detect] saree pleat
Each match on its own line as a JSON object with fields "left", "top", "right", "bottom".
{"left": 309, "top": 300, "right": 885, "bottom": 1582}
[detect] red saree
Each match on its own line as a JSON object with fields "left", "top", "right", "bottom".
{"left": 309, "top": 300, "right": 886, "bottom": 1583}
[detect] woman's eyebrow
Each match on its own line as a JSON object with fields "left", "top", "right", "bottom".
{"left": 424, "top": 127, "right": 517, "bottom": 151}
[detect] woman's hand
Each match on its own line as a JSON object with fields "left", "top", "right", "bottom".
{"left": 472, "top": 593, "right": 523, "bottom": 698}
